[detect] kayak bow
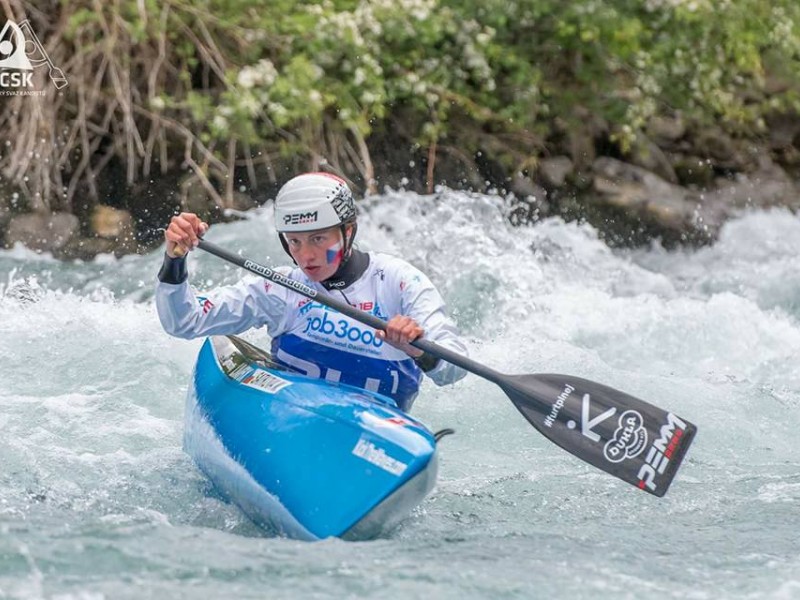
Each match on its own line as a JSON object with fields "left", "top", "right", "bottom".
{"left": 184, "top": 335, "right": 440, "bottom": 540}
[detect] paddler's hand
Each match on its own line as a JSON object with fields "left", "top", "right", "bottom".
{"left": 376, "top": 315, "right": 424, "bottom": 358}
{"left": 165, "top": 212, "right": 209, "bottom": 258}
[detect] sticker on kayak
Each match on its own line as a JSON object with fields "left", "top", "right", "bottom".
{"left": 240, "top": 368, "right": 292, "bottom": 394}
{"left": 360, "top": 412, "right": 415, "bottom": 429}
{"left": 352, "top": 436, "right": 408, "bottom": 476}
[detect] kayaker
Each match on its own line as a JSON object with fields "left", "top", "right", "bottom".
{"left": 155, "top": 172, "right": 468, "bottom": 411}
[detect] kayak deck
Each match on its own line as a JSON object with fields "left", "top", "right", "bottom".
{"left": 184, "top": 335, "right": 439, "bottom": 540}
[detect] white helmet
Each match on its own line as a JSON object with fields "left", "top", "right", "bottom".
{"left": 274, "top": 172, "right": 356, "bottom": 233}
{"left": 274, "top": 172, "right": 358, "bottom": 262}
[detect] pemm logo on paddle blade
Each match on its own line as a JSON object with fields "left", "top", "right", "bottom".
{"left": 636, "top": 412, "right": 689, "bottom": 493}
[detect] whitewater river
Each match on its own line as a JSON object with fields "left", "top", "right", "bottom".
{"left": 1, "top": 190, "right": 799, "bottom": 599}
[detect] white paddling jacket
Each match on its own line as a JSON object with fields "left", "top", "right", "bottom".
{"left": 155, "top": 251, "right": 468, "bottom": 411}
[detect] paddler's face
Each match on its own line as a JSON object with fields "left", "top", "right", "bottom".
{"left": 284, "top": 226, "right": 349, "bottom": 282}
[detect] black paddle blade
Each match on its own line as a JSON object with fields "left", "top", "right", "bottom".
{"left": 502, "top": 374, "right": 697, "bottom": 497}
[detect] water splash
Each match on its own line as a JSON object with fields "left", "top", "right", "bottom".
{"left": 1, "top": 193, "right": 799, "bottom": 598}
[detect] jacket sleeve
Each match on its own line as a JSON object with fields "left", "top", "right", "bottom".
{"left": 395, "top": 262, "right": 468, "bottom": 386}
{"left": 155, "top": 273, "right": 290, "bottom": 340}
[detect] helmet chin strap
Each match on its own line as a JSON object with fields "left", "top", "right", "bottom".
{"left": 278, "top": 233, "right": 296, "bottom": 265}
{"left": 339, "top": 221, "right": 358, "bottom": 265}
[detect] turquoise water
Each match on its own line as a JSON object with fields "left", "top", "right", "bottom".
{"left": 1, "top": 191, "right": 799, "bottom": 599}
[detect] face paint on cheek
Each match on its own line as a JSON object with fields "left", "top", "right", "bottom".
{"left": 326, "top": 240, "right": 343, "bottom": 265}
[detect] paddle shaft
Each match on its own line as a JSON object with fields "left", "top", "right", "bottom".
{"left": 197, "top": 239, "right": 504, "bottom": 383}
{"left": 196, "top": 238, "right": 697, "bottom": 496}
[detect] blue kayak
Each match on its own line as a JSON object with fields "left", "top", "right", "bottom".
{"left": 183, "top": 335, "right": 440, "bottom": 540}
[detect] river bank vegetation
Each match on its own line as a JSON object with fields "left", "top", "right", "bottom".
{"left": 2, "top": 0, "right": 800, "bottom": 257}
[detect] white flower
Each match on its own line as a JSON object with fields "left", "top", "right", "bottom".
{"left": 354, "top": 67, "right": 366, "bottom": 86}
{"left": 257, "top": 60, "right": 279, "bottom": 86}
{"left": 237, "top": 67, "right": 258, "bottom": 89}
{"left": 212, "top": 115, "right": 228, "bottom": 131}
{"left": 240, "top": 93, "right": 261, "bottom": 116}
{"left": 237, "top": 59, "right": 278, "bottom": 89}
{"left": 361, "top": 91, "right": 381, "bottom": 104}
{"left": 268, "top": 103, "right": 288, "bottom": 120}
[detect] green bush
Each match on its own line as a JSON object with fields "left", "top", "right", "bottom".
{"left": 2, "top": 0, "right": 799, "bottom": 211}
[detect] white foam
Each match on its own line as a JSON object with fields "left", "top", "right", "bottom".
{"left": 1, "top": 191, "right": 800, "bottom": 598}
